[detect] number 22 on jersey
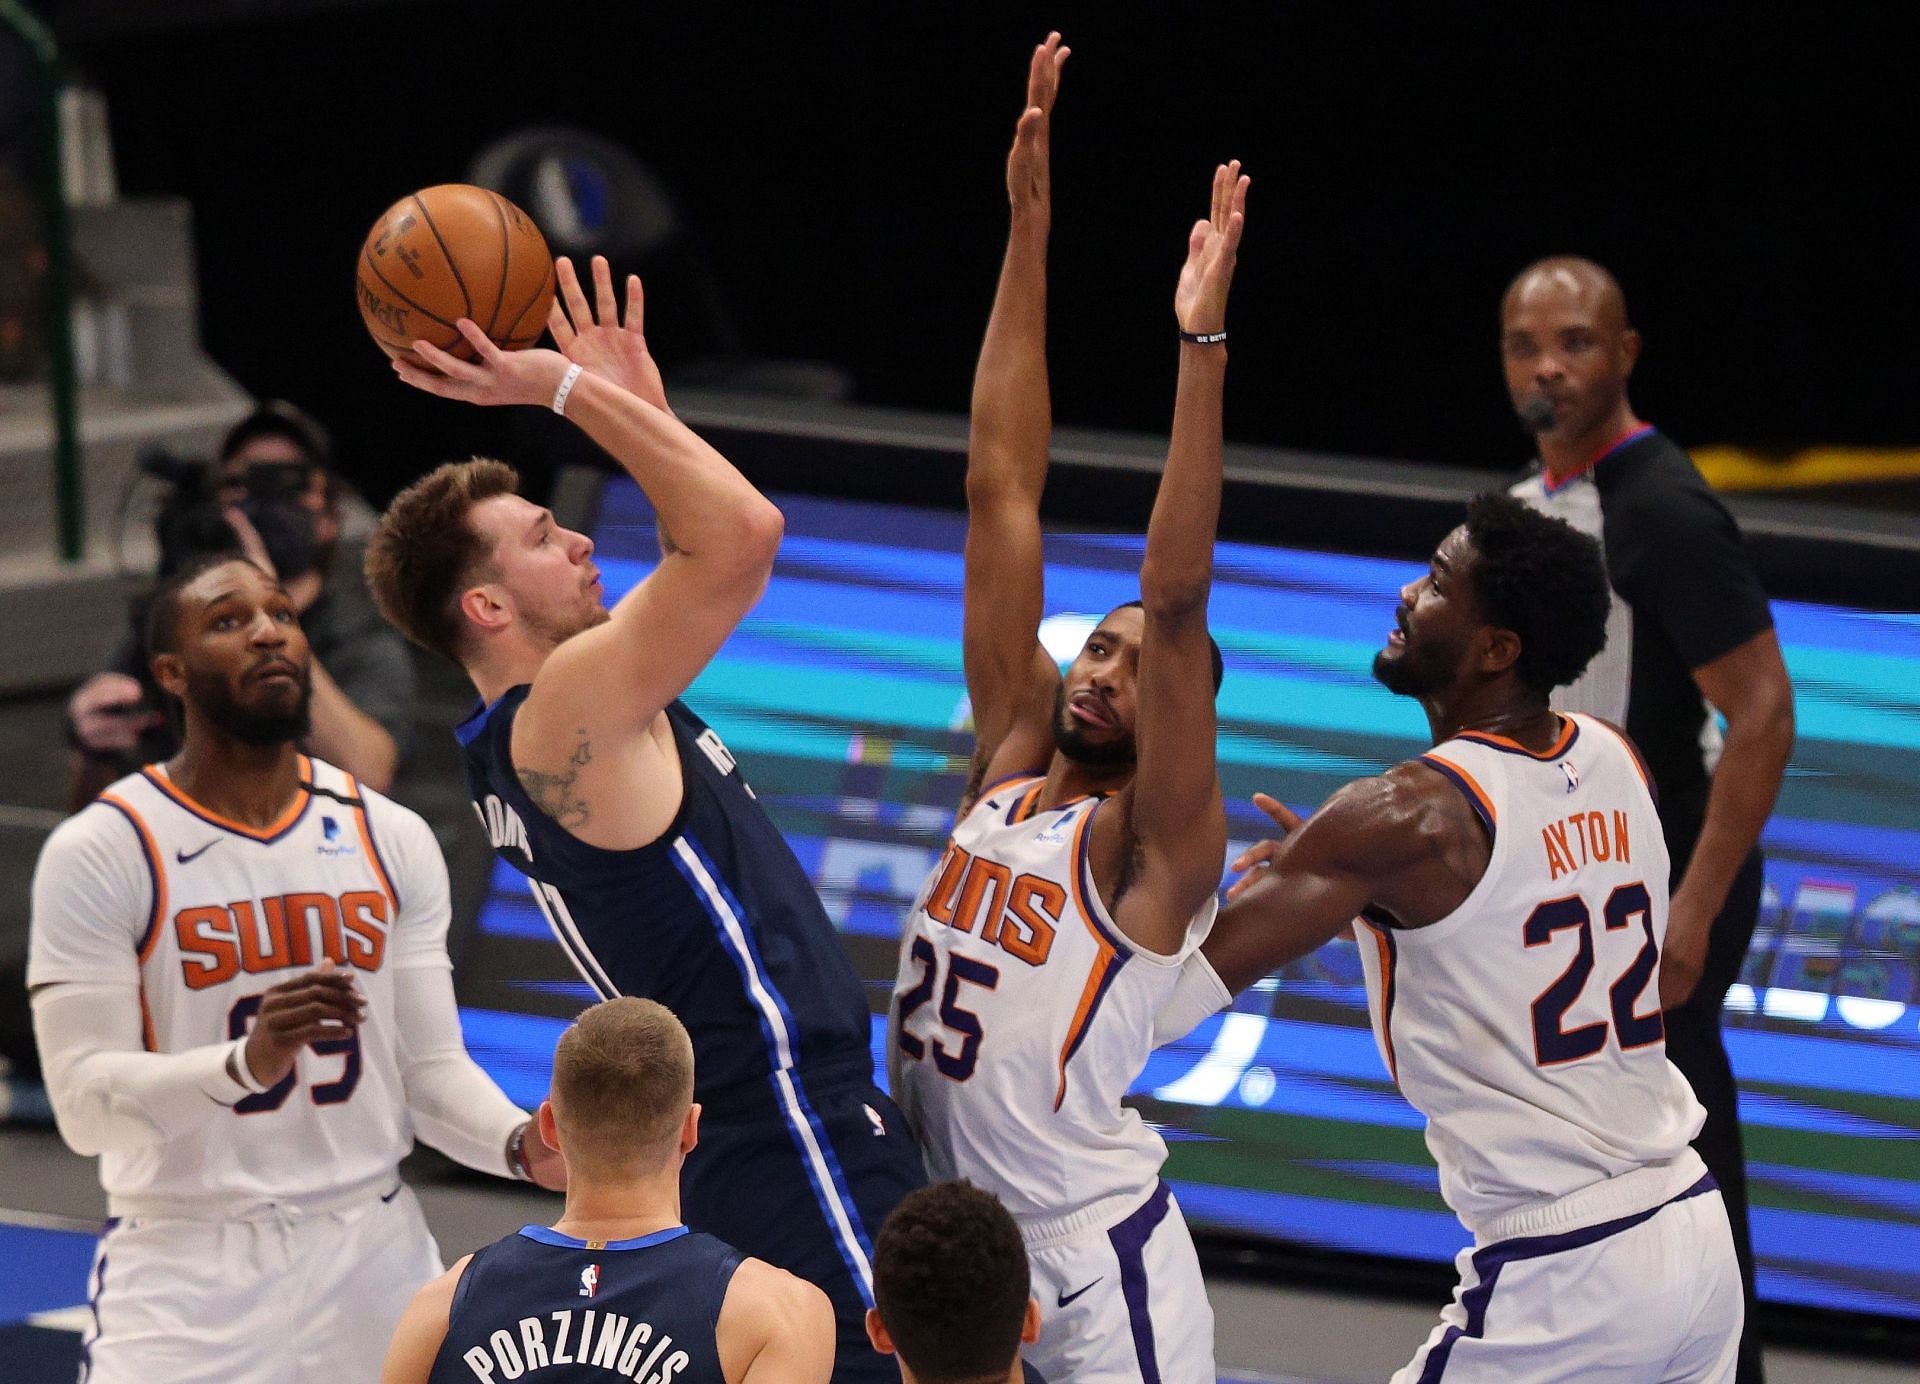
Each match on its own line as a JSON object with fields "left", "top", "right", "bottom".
{"left": 1526, "top": 880, "right": 1663, "bottom": 1066}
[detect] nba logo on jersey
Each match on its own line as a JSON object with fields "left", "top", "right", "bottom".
{"left": 578, "top": 1264, "right": 599, "bottom": 1298}
{"left": 1562, "top": 760, "right": 1581, "bottom": 793}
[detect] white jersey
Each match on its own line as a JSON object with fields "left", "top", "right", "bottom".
{"left": 890, "top": 777, "right": 1216, "bottom": 1232}
{"left": 1355, "top": 713, "right": 1708, "bottom": 1240}
{"left": 29, "top": 757, "right": 453, "bottom": 1216}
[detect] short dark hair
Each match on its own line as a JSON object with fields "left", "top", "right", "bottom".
{"left": 141, "top": 553, "right": 261, "bottom": 664}
{"left": 1111, "top": 601, "right": 1226, "bottom": 693}
{"left": 220, "top": 399, "right": 332, "bottom": 469}
{"left": 873, "top": 1182, "right": 1029, "bottom": 1384}
{"left": 1462, "top": 492, "right": 1610, "bottom": 695}
{"left": 364, "top": 458, "right": 520, "bottom": 665}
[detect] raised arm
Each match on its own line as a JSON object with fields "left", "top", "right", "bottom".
{"left": 396, "top": 260, "right": 783, "bottom": 835}
{"left": 1105, "top": 163, "right": 1248, "bottom": 954}
{"left": 961, "top": 33, "right": 1071, "bottom": 808}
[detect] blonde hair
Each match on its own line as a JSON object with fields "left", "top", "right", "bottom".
{"left": 550, "top": 998, "right": 695, "bottom": 1174}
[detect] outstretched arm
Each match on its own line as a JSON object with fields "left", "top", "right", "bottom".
{"left": 961, "top": 33, "right": 1070, "bottom": 810}
{"left": 1107, "top": 163, "right": 1248, "bottom": 955}
{"left": 1202, "top": 769, "right": 1479, "bottom": 994}
{"left": 396, "top": 259, "right": 783, "bottom": 837}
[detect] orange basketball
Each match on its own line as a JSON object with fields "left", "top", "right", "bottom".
{"left": 356, "top": 184, "right": 555, "bottom": 364}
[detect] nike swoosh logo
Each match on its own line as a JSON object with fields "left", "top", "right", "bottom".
{"left": 1057, "top": 1278, "right": 1102, "bottom": 1308}
{"left": 176, "top": 839, "right": 220, "bottom": 865}
{"left": 381, "top": 1185, "right": 403, "bottom": 1203}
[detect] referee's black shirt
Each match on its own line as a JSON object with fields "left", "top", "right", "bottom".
{"left": 1512, "top": 426, "right": 1774, "bottom": 842}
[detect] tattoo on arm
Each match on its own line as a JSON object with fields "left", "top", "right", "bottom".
{"left": 517, "top": 731, "right": 594, "bottom": 829}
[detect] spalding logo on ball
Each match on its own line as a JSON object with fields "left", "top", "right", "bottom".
{"left": 356, "top": 184, "right": 555, "bottom": 362}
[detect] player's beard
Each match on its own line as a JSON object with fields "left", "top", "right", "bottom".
{"left": 1051, "top": 684, "right": 1135, "bottom": 769}
{"left": 191, "top": 664, "right": 313, "bottom": 746}
{"left": 1372, "top": 631, "right": 1457, "bottom": 700}
{"left": 525, "top": 597, "right": 611, "bottom": 650}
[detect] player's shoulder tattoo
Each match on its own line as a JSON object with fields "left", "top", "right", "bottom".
{"left": 516, "top": 729, "right": 594, "bottom": 829}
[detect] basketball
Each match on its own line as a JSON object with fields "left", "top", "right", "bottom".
{"left": 356, "top": 184, "right": 555, "bottom": 363}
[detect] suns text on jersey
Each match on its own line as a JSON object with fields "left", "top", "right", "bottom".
{"left": 460, "top": 1308, "right": 690, "bottom": 1382}
{"left": 176, "top": 890, "right": 390, "bottom": 988}
{"left": 919, "top": 841, "right": 1063, "bottom": 966}
{"left": 1543, "top": 808, "right": 1632, "bottom": 881}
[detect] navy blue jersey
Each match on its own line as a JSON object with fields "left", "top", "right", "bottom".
{"left": 457, "top": 692, "right": 873, "bottom": 1107}
{"left": 430, "top": 1224, "right": 739, "bottom": 1384}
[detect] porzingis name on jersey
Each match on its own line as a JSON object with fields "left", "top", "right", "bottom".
{"left": 458, "top": 1308, "right": 689, "bottom": 1383}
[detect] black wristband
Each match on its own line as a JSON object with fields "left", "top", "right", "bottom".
{"left": 1178, "top": 329, "right": 1227, "bottom": 345}
{"left": 506, "top": 1121, "right": 531, "bottom": 1180}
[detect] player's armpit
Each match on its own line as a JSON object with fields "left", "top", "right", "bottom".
{"left": 379, "top": 1257, "right": 468, "bottom": 1384}
{"left": 960, "top": 643, "right": 1060, "bottom": 817}
{"left": 718, "top": 1259, "right": 836, "bottom": 1384}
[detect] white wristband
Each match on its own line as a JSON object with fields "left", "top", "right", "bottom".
{"left": 226, "top": 1039, "right": 272, "bottom": 1095}
{"left": 551, "top": 362, "right": 585, "bottom": 416}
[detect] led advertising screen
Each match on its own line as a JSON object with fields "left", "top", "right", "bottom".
{"left": 455, "top": 478, "right": 1920, "bottom": 1324}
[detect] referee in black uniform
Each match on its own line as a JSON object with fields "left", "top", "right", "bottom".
{"left": 1499, "top": 256, "right": 1795, "bottom": 1383}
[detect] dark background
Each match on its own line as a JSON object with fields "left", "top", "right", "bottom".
{"left": 38, "top": 0, "right": 1920, "bottom": 505}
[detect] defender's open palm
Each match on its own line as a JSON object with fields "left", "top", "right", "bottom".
{"left": 1174, "top": 161, "right": 1249, "bottom": 335}
{"left": 546, "top": 255, "right": 670, "bottom": 412}
{"left": 395, "top": 321, "right": 568, "bottom": 408}
{"left": 1006, "top": 32, "right": 1069, "bottom": 220}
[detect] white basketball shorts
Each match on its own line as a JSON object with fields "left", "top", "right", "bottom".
{"left": 79, "top": 1181, "right": 443, "bottom": 1384}
{"left": 1396, "top": 1175, "right": 1743, "bottom": 1383}
{"left": 1021, "top": 1179, "right": 1215, "bottom": 1384}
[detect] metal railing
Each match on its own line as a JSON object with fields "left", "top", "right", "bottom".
{"left": 3, "top": 0, "right": 82, "bottom": 561}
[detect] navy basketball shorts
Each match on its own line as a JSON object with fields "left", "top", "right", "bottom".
{"left": 683, "top": 1078, "right": 925, "bottom": 1384}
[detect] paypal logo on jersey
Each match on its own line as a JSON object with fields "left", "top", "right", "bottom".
{"left": 578, "top": 1264, "right": 599, "bottom": 1298}
{"left": 316, "top": 815, "right": 359, "bottom": 858}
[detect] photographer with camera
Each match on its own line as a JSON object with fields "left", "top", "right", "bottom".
{"left": 66, "top": 401, "right": 416, "bottom": 808}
